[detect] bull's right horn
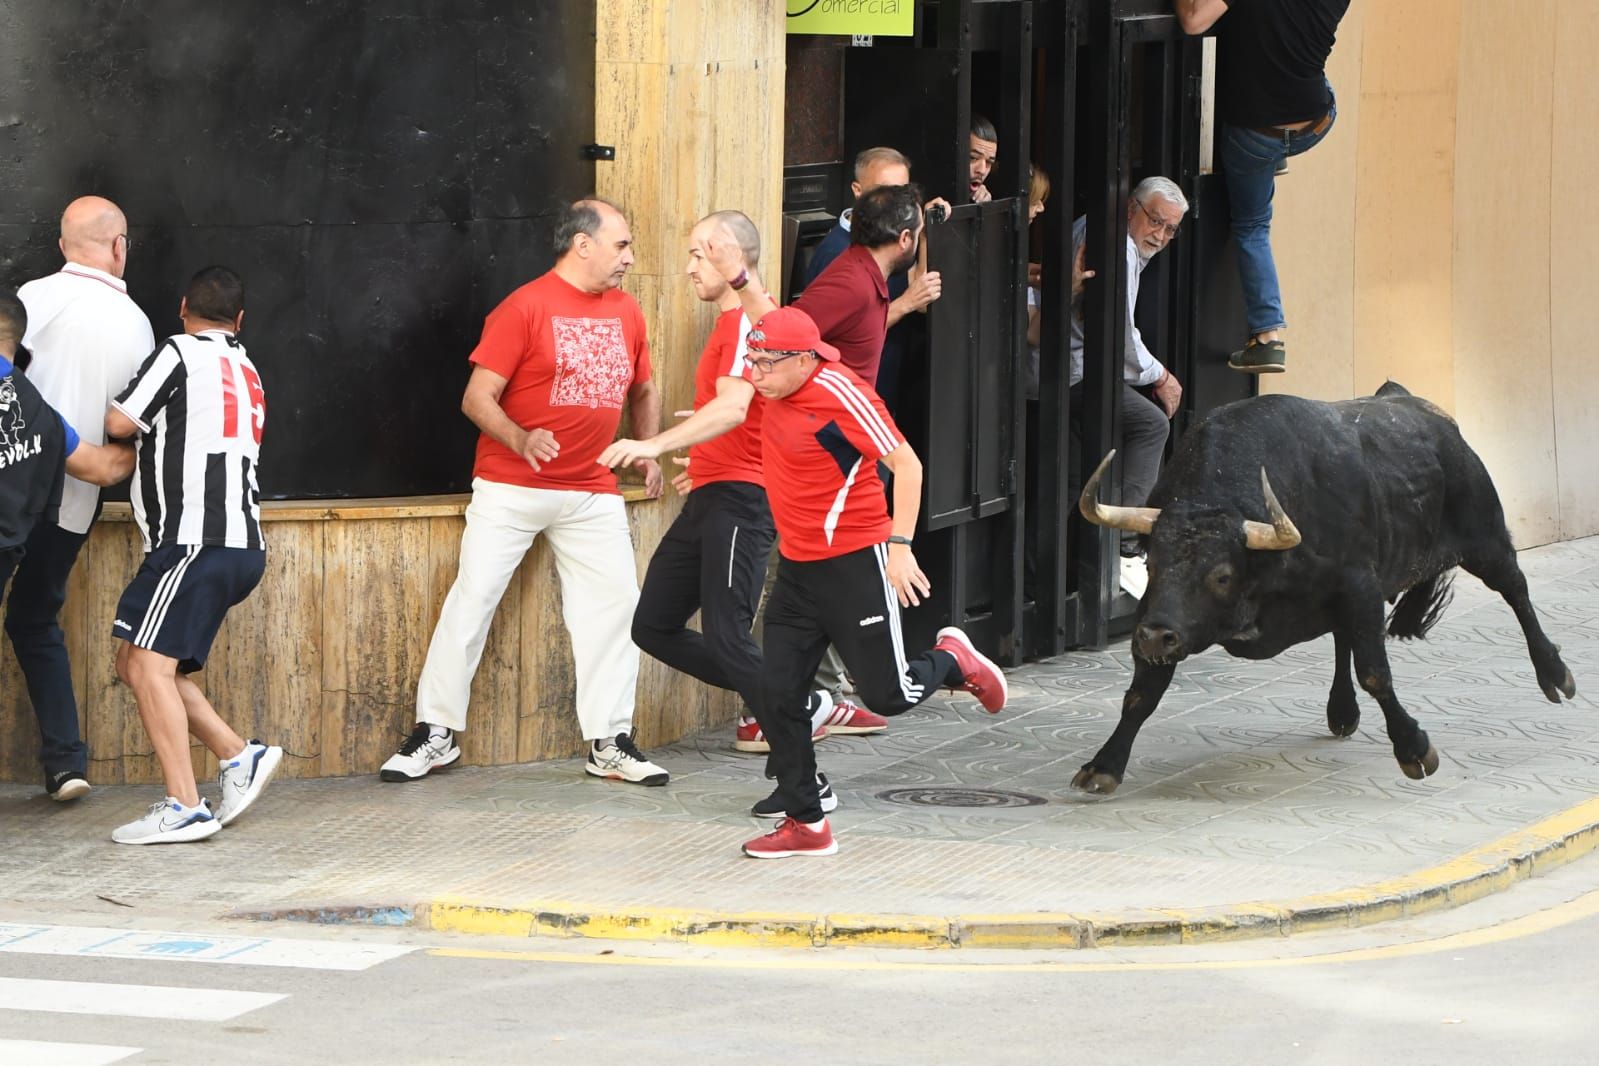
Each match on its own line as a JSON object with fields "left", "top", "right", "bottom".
{"left": 1078, "top": 450, "right": 1161, "bottom": 534}
{"left": 1241, "top": 468, "right": 1302, "bottom": 551}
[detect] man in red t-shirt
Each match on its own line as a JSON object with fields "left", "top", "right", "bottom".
{"left": 599, "top": 212, "right": 887, "bottom": 780}
{"left": 381, "top": 198, "right": 669, "bottom": 787}
{"left": 732, "top": 307, "right": 1010, "bottom": 859}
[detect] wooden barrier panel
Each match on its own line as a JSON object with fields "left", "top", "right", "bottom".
{"left": 0, "top": 496, "right": 740, "bottom": 785}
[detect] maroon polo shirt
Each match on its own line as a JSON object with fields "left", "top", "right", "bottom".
{"left": 793, "top": 243, "right": 890, "bottom": 386}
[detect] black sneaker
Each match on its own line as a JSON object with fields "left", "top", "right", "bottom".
{"left": 1228, "top": 337, "right": 1287, "bottom": 373}
{"left": 46, "top": 770, "right": 91, "bottom": 803}
{"left": 751, "top": 772, "right": 838, "bottom": 819}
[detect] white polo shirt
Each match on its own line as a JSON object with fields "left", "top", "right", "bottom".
{"left": 18, "top": 262, "right": 155, "bottom": 533}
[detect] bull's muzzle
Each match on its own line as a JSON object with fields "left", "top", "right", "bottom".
{"left": 1134, "top": 622, "right": 1184, "bottom": 662}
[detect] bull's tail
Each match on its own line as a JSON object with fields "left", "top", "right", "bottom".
{"left": 1388, "top": 570, "right": 1456, "bottom": 640}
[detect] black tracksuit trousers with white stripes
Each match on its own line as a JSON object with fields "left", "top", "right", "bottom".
{"left": 632, "top": 481, "right": 775, "bottom": 711}
{"left": 759, "top": 543, "right": 962, "bottom": 822}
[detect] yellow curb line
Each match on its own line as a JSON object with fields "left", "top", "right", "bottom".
{"left": 414, "top": 794, "right": 1599, "bottom": 951}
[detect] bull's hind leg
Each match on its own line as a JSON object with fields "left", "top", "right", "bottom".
{"left": 1343, "top": 583, "right": 1440, "bottom": 779}
{"left": 1071, "top": 657, "right": 1177, "bottom": 795}
{"left": 1326, "top": 631, "right": 1361, "bottom": 737}
{"left": 1461, "top": 545, "right": 1577, "bottom": 703}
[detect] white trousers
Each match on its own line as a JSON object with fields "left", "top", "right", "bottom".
{"left": 415, "top": 478, "right": 639, "bottom": 740}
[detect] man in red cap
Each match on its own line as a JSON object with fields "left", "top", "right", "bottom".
{"left": 734, "top": 305, "right": 1008, "bottom": 859}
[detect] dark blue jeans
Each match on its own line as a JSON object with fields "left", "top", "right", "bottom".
{"left": 4, "top": 521, "right": 90, "bottom": 777}
{"left": 1217, "top": 83, "right": 1339, "bottom": 336}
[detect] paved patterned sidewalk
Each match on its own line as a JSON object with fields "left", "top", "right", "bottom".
{"left": 2, "top": 538, "right": 1596, "bottom": 935}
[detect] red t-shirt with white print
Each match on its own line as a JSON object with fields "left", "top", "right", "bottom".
{"left": 469, "top": 271, "right": 652, "bottom": 494}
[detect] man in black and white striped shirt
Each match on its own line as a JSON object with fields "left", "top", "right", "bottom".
{"left": 103, "top": 266, "right": 282, "bottom": 845}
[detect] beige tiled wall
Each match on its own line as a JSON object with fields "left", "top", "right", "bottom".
{"left": 1260, "top": 0, "right": 1597, "bottom": 547}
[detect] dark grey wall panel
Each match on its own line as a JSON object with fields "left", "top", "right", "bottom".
{"left": 0, "top": 1, "right": 596, "bottom": 497}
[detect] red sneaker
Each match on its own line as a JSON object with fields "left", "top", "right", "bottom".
{"left": 734, "top": 719, "right": 827, "bottom": 754}
{"left": 821, "top": 698, "right": 887, "bottom": 735}
{"left": 934, "top": 627, "right": 1008, "bottom": 713}
{"left": 742, "top": 817, "right": 838, "bottom": 859}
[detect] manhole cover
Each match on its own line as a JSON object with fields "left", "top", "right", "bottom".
{"left": 874, "top": 787, "right": 1047, "bottom": 809}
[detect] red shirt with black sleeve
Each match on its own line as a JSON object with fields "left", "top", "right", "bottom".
{"left": 792, "top": 244, "right": 890, "bottom": 386}
{"left": 468, "top": 271, "right": 652, "bottom": 494}
{"left": 687, "top": 308, "right": 765, "bottom": 490}
{"left": 756, "top": 361, "right": 904, "bottom": 562}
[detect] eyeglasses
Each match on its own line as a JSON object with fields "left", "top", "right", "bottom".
{"left": 747, "top": 349, "right": 811, "bottom": 374}
{"left": 111, "top": 233, "right": 132, "bottom": 252}
{"left": 1134, "top": 199, "right": 1181, "bottom": 239}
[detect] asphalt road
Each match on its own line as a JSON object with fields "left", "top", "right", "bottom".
{"left": 6, "top": 855, "right": 1599, "bottom": 1066}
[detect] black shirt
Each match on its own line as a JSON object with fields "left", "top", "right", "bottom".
{"left": 0, "top": 361, "right": 68, "bottom": 551}
{"left": 1215, "top": 0, "right": 1351, "bottom": 129}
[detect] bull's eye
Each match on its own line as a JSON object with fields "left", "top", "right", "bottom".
{"left": 1207, "top": 564, "right": 1236, "bottom": 597}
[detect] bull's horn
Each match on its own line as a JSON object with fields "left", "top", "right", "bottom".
{"left": 1078, "top": 450, "right": 1161, "bottom": 534}
{"left": 1242, "top": 468, "right": 1301, "bottom": 551}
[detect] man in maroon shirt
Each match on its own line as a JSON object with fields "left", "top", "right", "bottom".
{"left": 726, "top": 184, "right": 925, "bottom": 390}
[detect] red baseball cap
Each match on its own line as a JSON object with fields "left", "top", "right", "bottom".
{"left": 747, "top": 306, "right": 841, "bottom": 363}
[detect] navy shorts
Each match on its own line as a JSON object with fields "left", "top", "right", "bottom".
{"left": 113, "top": 545, "right": 266, "bottom": 673}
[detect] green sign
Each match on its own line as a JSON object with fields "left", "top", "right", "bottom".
{"left": 787, "top": 0, "right": 914, "bottom": 37}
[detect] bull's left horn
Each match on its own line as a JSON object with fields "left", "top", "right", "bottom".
{"left": 1242, "top": 468, "right": 1301, "bottom": 551}
{"left": 1078, "top": 450, "right": 1161, "bottom": 534}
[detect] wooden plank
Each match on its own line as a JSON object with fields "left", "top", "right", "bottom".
{"left": 516, "top": 534, "right": 584, "bottom": 761}
{"left": 319, "top": 517, "right": 432, "bottom": 776}
{"left": 201, "top": 523, "right": 323, "bottom": 781}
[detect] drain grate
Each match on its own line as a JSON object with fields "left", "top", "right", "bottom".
{"left": 875, "top": 787, "right": 1047, "bottom": 809}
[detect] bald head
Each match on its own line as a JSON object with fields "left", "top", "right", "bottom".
{"left": 59, "top": 196, "right": 129, "bottom": 277}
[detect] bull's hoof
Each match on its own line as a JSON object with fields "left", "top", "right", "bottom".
{"left": 1542, "top": 668, "right": 1578, "bottom": 703}
{"left": 1398, "top": 744, "right": 1441, "bottom": 781}
{"left": 1326, "top": 700, "right": 1360, "bottom": 738}
{"left": 1070, "top": 766, "right": 1122, "bottom": 795}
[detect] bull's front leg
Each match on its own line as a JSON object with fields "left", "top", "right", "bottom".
{"left": 1071, "top": 656, "right": 1177, "bottom": 795}
{"left": 1326, "top": 631, "right": 1361, "bottom": 737}
{"left": 1342, "top": 582, "right": 1440, "bottom": 780}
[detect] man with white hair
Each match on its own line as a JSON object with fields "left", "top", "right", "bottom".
{"left": 1069, "top": 176, "right": 1189, "bottom": 597}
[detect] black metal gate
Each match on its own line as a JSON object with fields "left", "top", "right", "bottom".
{"left": 838, "top": 1, "right": 1036, "bottom": 663}
{"left": 781, "top": 0, "right": 1252, "bottom": 660}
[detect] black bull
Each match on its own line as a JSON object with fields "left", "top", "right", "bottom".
{"left": 1073, "top": 382, "right": 1577, "bottom": 795}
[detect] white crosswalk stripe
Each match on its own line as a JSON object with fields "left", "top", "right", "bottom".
{"left": 0, "top": 1039, "right": 141, "bottom": 1066}
{"left": 0, "top": 921, "right": 414, "bottom": 1061}
{"left": 0, "top": 921, "right": 414, "bottom": 970}
{"left": 0, "top": 975, "right": 285, "bottom": 1020}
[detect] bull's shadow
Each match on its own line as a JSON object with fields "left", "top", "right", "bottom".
{"left": 1071, "top": 381, "right": 1577, "bottom": 795}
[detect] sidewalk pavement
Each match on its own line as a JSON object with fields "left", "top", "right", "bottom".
{"left": 4, "top": 538, "right": 1598, "bottom": 950}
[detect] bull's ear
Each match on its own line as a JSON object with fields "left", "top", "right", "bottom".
{"left": 1079, "top": 450, "right": 1161, "bottom": 534}
{"left": 1242, "top": 468, "right": 1300, "bottom": 551}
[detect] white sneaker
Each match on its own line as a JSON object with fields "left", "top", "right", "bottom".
{"left": 1119, "top": 554, "right": 1149, "bottom": 599}
{"left": 380, "top": 723, "right": 461, "bottom": 782}
{"left": 112, "top": 797, "right": 221, "bottom": 845}
{"left": 217, "top": 740, "right": 284, "bottom": 826}
{"left": 585, "top": 732, "right": 670, "bottom": 786}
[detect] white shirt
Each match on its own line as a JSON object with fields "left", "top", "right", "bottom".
{"left": 1068, "top": 215, "right": 1166, "bottom": 389}
{"left": 18, "top": 263, "right": 155, "bottom": 533}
